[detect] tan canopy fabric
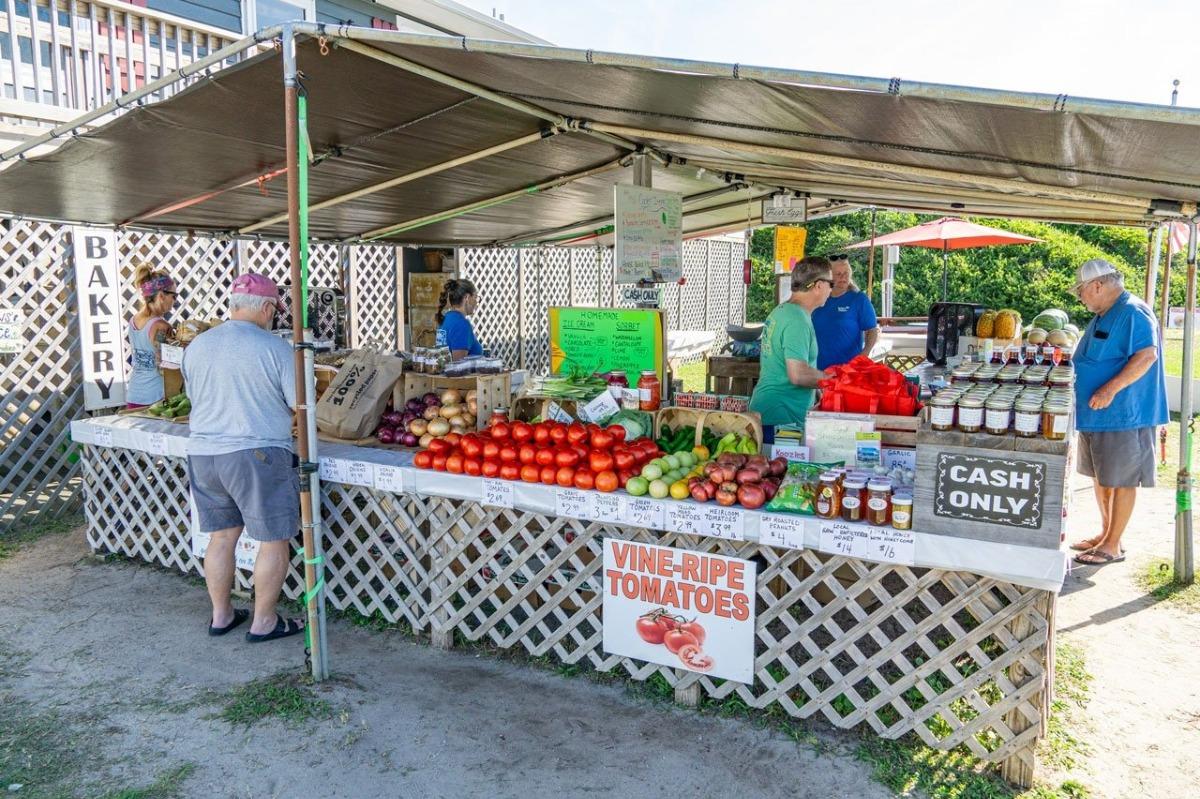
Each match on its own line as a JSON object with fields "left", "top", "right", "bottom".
{"left": 3, "top": 26, "right": 1199, "bottom": 245}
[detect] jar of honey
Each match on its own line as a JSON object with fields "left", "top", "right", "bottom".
{"left": 866, "top": 479, "right": 892, "bottom": 526}
{"left": 957, "top": 396, "right": 985, "bottom": 433}
{"left": 929, "top": 394, "right": 956, "bottom": 432}
{"left": 891, "top": 494, "right": 913, "bottom": 530}
{"left": 841, "top": 478, "right": 867, "bottom": 522}
{"left": 815, "top": 472, "right": 843, "bottom": 519}
{"left": 1042, "top": 402, "right": 1071, "bottom": 441}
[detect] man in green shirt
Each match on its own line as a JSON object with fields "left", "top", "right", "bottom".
{"left": 750, "top": 257, "right": 835, "bottom": 427}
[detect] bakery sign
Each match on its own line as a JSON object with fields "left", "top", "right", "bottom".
{"left": 933, "top": 453, "right": 1045, "bottom": 529}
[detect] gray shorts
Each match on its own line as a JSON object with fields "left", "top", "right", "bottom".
{"left": 187, "top": 448, "right": 299, "bottom": 541}
{"left": 1078, "top": 428, "right": 1157, "bottom": 488}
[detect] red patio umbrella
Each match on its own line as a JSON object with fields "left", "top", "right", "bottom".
{"left": 846, "top": 217, "right": 1041, "bottom": 301}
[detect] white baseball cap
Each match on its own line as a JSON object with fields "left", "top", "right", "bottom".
{"left": 1071, "top": 258, "right": 1118, "bottom": 296}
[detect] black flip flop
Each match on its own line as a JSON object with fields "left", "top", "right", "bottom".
{"left": 1073, "top": 550, "right": 1126, "bottom": 567}
{"left": 208, "top": 608, "right": 250, "bottom": 637}
{"left": 245, "top": 614, "right": 305, "bottom": 644}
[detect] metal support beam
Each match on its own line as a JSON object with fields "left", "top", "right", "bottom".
{"left": 581, "top": 122, "right": 1153, "bottom": 212}
{"left": 359, "top": 156, "right": 628, "bottom": 240}
{"left": 633, "top": 152, "right": 653, "bottom": 187}
{"left": 240, "top": 130, "right": 553, "bottom": 234}
{"left": 1147, "top": 225, "right": 1165, "bottom": 302}
{"left": 1176, "top": 219, "right": 1197, "bottom": 585}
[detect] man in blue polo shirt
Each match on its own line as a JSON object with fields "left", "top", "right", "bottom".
{"left": 1069, "top": 259, "right": 1168, "bottom": 567}
{"left": 811, "top": 254, "right": 879, "bottom": 369}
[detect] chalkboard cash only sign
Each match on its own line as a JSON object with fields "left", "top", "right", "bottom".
{"left": 933, "top": 453, "right": 1045, "bottom": 529}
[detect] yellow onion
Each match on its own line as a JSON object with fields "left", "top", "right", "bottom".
{"left": 427, "top": 418, "right": 451, "bottom": 437}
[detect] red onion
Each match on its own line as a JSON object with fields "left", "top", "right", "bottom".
{"left": 377, "top": 427, "right": 397, "bottom": 444}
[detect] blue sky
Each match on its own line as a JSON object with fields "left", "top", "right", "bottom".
{"left": 460, "top": 0, "right": 1199, "bottom": 107}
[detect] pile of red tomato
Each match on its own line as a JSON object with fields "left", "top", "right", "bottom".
{"left": 411, "top": 419, "right": 664, "bottom": 492}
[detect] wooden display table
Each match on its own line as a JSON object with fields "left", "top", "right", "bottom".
{"left": 706, "top": 355, "right": 760, "bottom": 395}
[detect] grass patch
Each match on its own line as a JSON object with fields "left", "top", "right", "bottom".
{"left": 217, "top": 669, "right": 335, "bottom": 727}
{"left": 1039, "top": 641, "right": 1093, "bottom": 772}
{"left": 1135, "top": 557, "right": 1200, "bottom": 612}
{"left": 0, "top": 513, "right": 82, "bottom": 559}
{"left": 674, "top": 360, "right": 707, "bottom": 393}
{"left": 0, "top": 695, "right": 92, "bottom": 798}
{"left": 98, "top": 764, "right": 196, "bottom": 799}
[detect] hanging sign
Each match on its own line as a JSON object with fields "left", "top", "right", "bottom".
{"left": 602, "top": 539, "right": 757, "bottom": 683}
{"left": 72, "top": 227, "right": 128, "bottom": 409}
{"left": 933, "top": 453, "right": 1045, "bottom": 528}
{"left": 548, "top": 306, "right": 666, "bottom": 387}
{"left": 619, "top": 285, "right": 663, "bottom": 307}
{"left": 0, "top": 308, "right": 24, "bottom": 354}
{"left": 773, "top": 226, "right": 808, "bottom": 273}
{"left": 614, "top": 185, "right": 683, "bottom": 283}
{"left": 762, "top": 194, "right": 808, "bottom": 224}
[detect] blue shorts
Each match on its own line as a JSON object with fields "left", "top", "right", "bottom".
{"left": 187, "top": 448, "right": 299, "bottom": 542}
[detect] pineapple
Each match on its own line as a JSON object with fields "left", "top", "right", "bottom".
{"left": 976, "top": 310, "right": 997, "bottom": 338}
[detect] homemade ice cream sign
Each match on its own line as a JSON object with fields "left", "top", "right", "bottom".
{"left": 933, "top": 453, "right": 1045, "bottom": 528}
{"left": 602, "top": 539, "right": 757, "bottom": 683}
{"left": 72, "top": 227, "right": 127, "bottom": 409}
{"left": 548, "top": 306, "right": 666, "bottom": 387}
{"left": 613, "top": 185, "right": 683, "bottom": 283}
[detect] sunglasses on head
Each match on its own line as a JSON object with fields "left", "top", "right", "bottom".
{"left": 826, "top": 253, "right": 849, "bottom": 261}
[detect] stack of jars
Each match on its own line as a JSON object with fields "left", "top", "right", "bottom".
{"left": 815, "top": 468, "right": 913, "bottom": 530}
{"left": 930, "top": 383, "right": 1073, "bottom": 440}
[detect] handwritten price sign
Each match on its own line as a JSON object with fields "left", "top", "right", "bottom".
{"left": 866, "top": 526, "right": 916, "bottom": 566}
{"left": 621, "top": 497, "right": 664, "bottom": 529}
{"left": 319, "top": 458, "right": 375, "bottom": 487}
{"left": 817, "top": 521, "right": 870, "bottom": 559}
{"left": 373, "top": 464, "right": 406, "bottom": 494}
{"left": 92, "top": 425, "right": 114, "bottom": 448}
{"left": 147, "top": 432, "right": 169, "bottom": 457}
{"left": 482, "top": 479, "right": 514, "bottom": 509}
{"left": 593, "top": 493, "right": 622, "bottom": 521}
{"left": 701, "top": 506, "right": 746, "bottom": 541}
{"left": 759, "top": 513, "right": 805, "bottom": 550}
{"left": 664, "top": 503, "right": 705, "bottom": 536}
{"left": 556, "top": 488, "right": 597, "bottom": 520}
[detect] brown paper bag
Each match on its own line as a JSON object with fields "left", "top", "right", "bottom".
{"left": 316, "top": 350, "right": 406, "bottom": 440}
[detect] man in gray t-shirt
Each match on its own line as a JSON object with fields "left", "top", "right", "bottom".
{"left": 183, "top": 273, "right": 304, "bottom": 643}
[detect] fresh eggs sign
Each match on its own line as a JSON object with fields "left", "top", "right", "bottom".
{"left": 72, "top": 228, "right": 127, "bottom": 409}
{"left": 933, "top": 453, "right": 1045, "bottom": 529}
{"left": 602, "top": 539, "right": 757, "bottom": 683}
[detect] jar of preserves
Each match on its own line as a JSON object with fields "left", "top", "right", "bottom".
{"left": 1013, "top": 400, "right": 1042, "bottom": 437}
{"left": 985, "top": 397, "right": 1013, "bottom": 436}
{"left": 866, "top": 480, "right": 892, "bottom": 526}
{"left": 1042, "top": 402, "right": 1071, "bottom": 441}
{"left": 606, "top": 371, "right": 629, "bottom": 401}
{"left": 841, "top": 478, "right": 867, "bottom": 522}
{"left": 637, "top": 370, "right": 661, "bottom": 411}
{"left": 815, "top": 472, "right": 843, "bottom": 519}
{"left": 929, "top": 394, "right": 957, "bottom": 432}
{"left": 891, "top": 494, "right": 913, "bottom": 530}
{"left": 489, "top": 406, "right": 510, "bottom": 426}
{"left": 957, "top": 396, "right": 985, "bottom": 433}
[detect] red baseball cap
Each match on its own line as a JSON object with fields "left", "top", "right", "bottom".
{"left": 231, "top": 272, "right": 278, "bottom": 299}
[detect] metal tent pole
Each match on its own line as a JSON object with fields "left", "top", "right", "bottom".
{"left": 941, "top": 242, "right": 949, "bottom": 301}
{"left": 282, "top": 23, "right": 329, "bottom": 679}
{"left": 1175, "top": 219, "right": 1197, "bottom": 585}
{"left": 1160, "top": 242, "right": 1174, "bottom": 348}
{"left": 1146, "top": 225, "right": 1164, "bottom": 302}
{"left": 866, "top": 207, "right": 878, "bottom": 302}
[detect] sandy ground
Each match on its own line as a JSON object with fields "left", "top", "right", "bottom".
{"left": 1053, "top": 477, "right": 1200, "bottom": 799}
{"left": 0, "top": 531, "right": 891, "bottom": 799}
{"left": 3, "top": 479, "right": 1198, "bottom": 798}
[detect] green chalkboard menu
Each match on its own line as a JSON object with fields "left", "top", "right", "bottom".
{"left": 548, "top": 306, "right": 666, "bottom": 385}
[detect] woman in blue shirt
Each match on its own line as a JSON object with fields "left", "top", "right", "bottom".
{"left": 435, "top": 278, "right": 484, "bottom": 360}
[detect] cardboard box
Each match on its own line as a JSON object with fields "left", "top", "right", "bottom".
{"left": 409, "top": 274, "right": 454, "bottom": 308}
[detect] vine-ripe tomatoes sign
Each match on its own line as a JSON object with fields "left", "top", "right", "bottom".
{"left": 601, "top": 539, "right": 757, "bottom": 683}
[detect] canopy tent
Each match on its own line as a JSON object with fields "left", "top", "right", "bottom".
{"left": 847, "top": 216, "right": 1042, "bottom": 300}
{"left": 2, "top": 24, "right": 1198, "bottom": 679}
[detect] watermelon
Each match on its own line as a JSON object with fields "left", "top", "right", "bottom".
{"left": 1032, "top": 309, "right": 1069, "bottom": 332}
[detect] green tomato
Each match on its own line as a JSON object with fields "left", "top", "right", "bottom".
{"left": 626, "top": 476, "right": 649, "bottom": 497}
{"left": 641, "top": 463, "right": 663, "bottom": 481}
{"left": 648, "top": 479, "right": 670, "bottom": 499}
{"left": 678, "top": 452, "right": 696, "bottom": 468}
{"left": 665, "top": 454, "right": 681, "bottom": 470}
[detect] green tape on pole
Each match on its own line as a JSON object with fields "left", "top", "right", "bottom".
{"left": 303, "top": 577, "right": 326, "bottom": 606}
{"left": 298, "top": 92, "right": 310, "bottom": 328}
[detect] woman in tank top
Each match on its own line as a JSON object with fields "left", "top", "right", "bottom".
{"left": 127, "top": 263, "right": 178, "bottom": 408}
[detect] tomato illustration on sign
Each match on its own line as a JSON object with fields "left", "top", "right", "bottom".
{"left": 633, "top": 607, "right": 714, "bottom": 672}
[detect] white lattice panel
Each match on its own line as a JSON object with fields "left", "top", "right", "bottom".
{"left": 119, "top": 231, "right": 238, "bottom": 322}
{"left": 520, "top": 248, "right": 572, "bottom": 375}
{"left": 459, "top": 248, "right": 521, "bottom": 368}
{"left": 348, "top": 246, "right": 398, "bottom": 349}
{"left": 679, "top": 241, "right": 709, "bottom": 330}
{"left": 569, "top": 247, "right": 602, "bottom": 307}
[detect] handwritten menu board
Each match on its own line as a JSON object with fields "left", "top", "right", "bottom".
{"left": 548, "top": 306, "right": 665, "bottom": 386}
{"left": 614, "top": 185, "right": 683, "bottom": 283}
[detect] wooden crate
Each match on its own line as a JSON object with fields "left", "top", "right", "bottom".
{"left": 395, "top": 372, "right": 511, "bottom": 430}
{"left": 706, "top": 355, "right": 761, "bottom": 395}
{"left": 912, "top": 425, "right": 1071, "bottom": 549}
{"left": 409, "top": 273, "right": 455, "bottom": 307}
{"left": 511, "top": 395, "right": 580, "bottom": 423}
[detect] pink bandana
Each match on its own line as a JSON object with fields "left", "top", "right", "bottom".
{"left": 140, "top": 276, "right": 175, "bottom": 297}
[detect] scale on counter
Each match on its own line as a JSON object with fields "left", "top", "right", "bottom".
{"left": 723, "top": 323, "right": 763, "bottom": 359}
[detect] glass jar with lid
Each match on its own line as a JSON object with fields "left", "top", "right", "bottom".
{"left": 929, "top": 394, "right": 957, "bottom": 432}
{"left": 891, "top": 494, "right": 913, "bottom": 530}
{"left": 985, "top": 396, "right": 1013, "bottom": 435}
{"left": 1013, "top": 400, "right": 1042, "bottom": 437}
{"left": 815, "top": 472, "right": 843, "bottom": 519}
{"left": 866, "top": 479, "right": 892, "bottom": 526}
{"left": 1042, "top": 402, "right": 1071, "bottom": 441}
{"left": 841, "top": 478, "right": 867, "bottom": 522}
{"left": 957, "top": 396, "right": 986, "bottom": 433}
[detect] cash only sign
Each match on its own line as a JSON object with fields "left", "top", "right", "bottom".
{"left": 602, "top": 539, "right": 757, "bottom": 683}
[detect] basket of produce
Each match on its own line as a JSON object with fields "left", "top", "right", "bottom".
{"left": 655, "top": 408, "right": 762, "bottom": 457}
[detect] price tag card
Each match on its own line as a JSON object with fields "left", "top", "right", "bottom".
{"left": 547, "top": 402, "right": 575, "bottom": 424}
{"left": 771, "top": 443, "right": 810, "bottom": 462}
{"left": 816, "top": 520, "right": 871, "bottom": 559}
{"left": 664, "top": 502, "right": 705, "bottom": 536}
{"left": 93, "top": 425, "right": 114, "bottom": 448}
{"left": 593, "top": 492, "right": 622, "bottom": 521}
{"left": 319, "top": 458, "right": 375, "bottom": 487}
{"left": 147, "top": 432, "right": 169, "bottom": 457}
{"left": 621, "top": 496, "right": 664, "bottom": 529}
{"left": 580, "top": 390, "right": 620, "bottom": 424}
{"left": 866, "top": 526, "right": 916, "bottom": 566}
{"left": 701, "top": 506, "right": 746, "bottom": 541}
{"left": 374, "top": 464, "right": 406, "bottom": 494}
{"left": 160, "top": 343, "right": 185, "bottom": 366}
{"left": 482, "top": 478, "right": 514, "bottom": 509}
{"left": 556, "top": 488, "right": 596, "bottom": 520}
{"left": 759, "top": 513, "right": 805, "bottom": 550}
{"left": 882, "top": 447, "right": 917, "bottom": 472}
